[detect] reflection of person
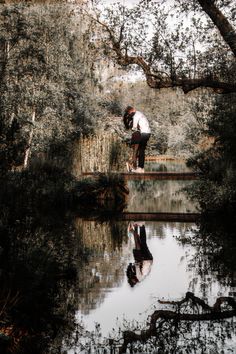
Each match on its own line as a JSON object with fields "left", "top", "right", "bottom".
{"left": 123, "top": 106, "right": 151, "bottom": 173}
{"left": 126, "top": 223, "right": 153, "bottom": 287}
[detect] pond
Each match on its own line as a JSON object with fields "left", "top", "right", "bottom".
{"left": 75, "top": 221, "right": 197, "bottom": 334}
{"left": 1, "top": 161, "right": 236, "bottom": 354}
{"left": 68, "top": 219, "right": 236, "bottom": 353}
{"left": 65, "top": 162, "right": 236, "bottom": 353}
{"left": 126, "top": 179, "right": 196, "bottom": 213}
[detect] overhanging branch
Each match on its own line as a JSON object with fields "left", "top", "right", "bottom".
{"left": 112, "top": 48, "right": 236, "bottom": 94}
{"left": 119, "top": 292, "right": 236, "bottom": 353}
{"left": 84, "top": 7, "right": 236, "bottom": 94}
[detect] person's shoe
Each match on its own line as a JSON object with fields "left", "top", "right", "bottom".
{"left": 127, "top": 222, "right": 135, "bottom": 237}
{"left": 127, "top": 222, "right": 135, "bottom": 231}
{"left": 134, "top": 167, "right": 144, "bottom": 173}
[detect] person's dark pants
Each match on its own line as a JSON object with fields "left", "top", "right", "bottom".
{"left": 131, "top": 143, "right": 139, "bottom": 168}
{"left": 133, "top": 225, "right": 153, "bottom": 261}
{"left": 138, "top": 133, "right": 151, "bottom": 168}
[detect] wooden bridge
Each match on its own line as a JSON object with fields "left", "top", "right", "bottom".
{"left": 81, "top": 169, "right": 200, "bottom": 223}
{"left": 84, "top": 212, "right": 200, "bottom": 223}
{"left": 120, "top": 212, "right": 199, "bottom": 222}
{"left": 82, "top": 171, "right": 200, "bottom": 180}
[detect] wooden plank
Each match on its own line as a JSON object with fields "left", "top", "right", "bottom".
{"left": 83, "top": 212, "right": 200, "bottom": 223}
{"left": 119, "top": 212, "right": 200, "bottom": 222}
{"left": 121, "top": 172, "right": 199, "bottom": 180}
{"left": 145, "top": 156, "right": 185, "bottom": 162}
{"left": 82, "top": 172, "right": 200, "bottom": 180}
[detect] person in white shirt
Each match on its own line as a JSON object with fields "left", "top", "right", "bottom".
{"left": 123, "top": 106, "right": 151, "bottom": 173}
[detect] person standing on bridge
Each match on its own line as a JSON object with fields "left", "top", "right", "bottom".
{"left": 123, "top": 106, "right": 151, "bottom": 173}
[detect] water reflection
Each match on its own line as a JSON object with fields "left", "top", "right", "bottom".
{"left": 74, "top": 219, "right": 130, "bottom": 315}
{"left": 67, "top": 219, "right": 236, "bottom": 353}
{"left": 0, "top": 208, "right": 80, "bottom": 354}
{"left": 1, "top": 160, "right": 236, "bottom": 353}
{"left": 127, "top": 179, "right": 197, "bottom": 212}
{"left": 1, "top": 212, "right": 235, "bottom": 353}
{"left": 177, "top": 214, "right": 236, "bottom": 302}
{"left": 126, "top": 223, "right": 153, "bottom": 287}
{"left": 145, "top": 160, "right": 191, "bottom": 172}
{"left": 75, "top": 221, "right": 198, "bottom": 335}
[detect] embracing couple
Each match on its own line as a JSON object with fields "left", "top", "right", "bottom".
{"left": 123, "top": 106, "right": 151, "bottom": 173}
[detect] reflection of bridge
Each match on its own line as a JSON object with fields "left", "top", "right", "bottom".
{"left": 83, "top": 212, "right": 200, "bottom": 223}
{"left": 82, "top": 172, "right": 200, "bottom": 180}
{"left": 119, "top": 212, "right": 200, "bottom": 223}
{"left": 81, "top": 171, "right": 200, "bottom": 222}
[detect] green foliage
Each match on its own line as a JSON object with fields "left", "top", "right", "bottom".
{"left": 109, "top": 139, "right": 123, "bottom": 167}
{"left": 187, "top": 91, "right": 236, "bottom": 212}
{"left": 0, "top": 163, "right": 128, "bottom": 217}
{"left": 0, "top": 3, "right": 102, "bottom": 171}
{"left": 94, "top": 0, "right": 235, "bottom": 83}
{"left": 98, "top": 97, "right": 123, "bottom": 116}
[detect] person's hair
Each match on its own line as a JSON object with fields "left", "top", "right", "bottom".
{"left": 123, "top": 106, "right": 135, "bottom": 130}
{"left": 125, "top": 105, "right": 134, "bottom": 114}
{"left": 126, "top": 263, "right": 139, "bottom": 287}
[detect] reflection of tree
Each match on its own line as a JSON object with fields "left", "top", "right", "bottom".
{"left": 74, "top": 220, "right": 129, "bottom": 314}
{"left": 68, "top": 292, "right": 236, "bottom": 353}
{"left": 0, "top": 166, "right": 128, "bottom": 352}
{"left": 120, "top": 292, "right": 236, "bottom": 353}
{"left": 127, "top": 180, "right": 195, "bottom": 213}
{"left": 176, "top": 216, "right": 236, "bottom": 298}
{"left": 63, "top": 218, "right": 236, "bottom": 353}
{"left": 0, "top": 208, "right": 80, "bottom": 353}
{"left": 147, "top": 161, "right": 190, "bottom": 172}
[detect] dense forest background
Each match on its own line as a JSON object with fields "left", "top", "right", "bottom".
{"left": 0, "top": 1, "right": 100, "bottom": 171}
{"left": 0, "top": 1, "right": 211, "bottom": 172}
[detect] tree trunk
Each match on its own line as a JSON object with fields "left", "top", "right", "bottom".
{"left": 197, "top": 0, "right": 236, "bottom": 56}
{"left": 23, "top": 110, "right": 35, "bottom": 169}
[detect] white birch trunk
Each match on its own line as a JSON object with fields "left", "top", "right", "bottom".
{"left": 23, "top": 110, "right": 36, "bottom": 169}
{"left": 6, "top": 41, "right": 10, "bottom": 59}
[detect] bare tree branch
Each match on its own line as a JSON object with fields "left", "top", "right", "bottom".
{"left": 119, "top": 292, "right": 236, "bottom": 353}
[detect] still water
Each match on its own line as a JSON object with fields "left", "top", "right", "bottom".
{"left": 73, "top": 221, "right": 235, "bottom": 331}
{"left": 66, "top": 162, "right": 236, "bottom": 353}
{"left": 144, "top": 160, "right": 191, "bottom": 172}
{"left": 126, "top": 179, "right": 196, "bottom": 213}
{"left": 76, "top": 222, "right": 197, "bottom": 334}
{"left": 1, "top": 161, "right": 235, "bottom": 353}
{"left": 127, "top": 161, "right": 196, "bottom": 213}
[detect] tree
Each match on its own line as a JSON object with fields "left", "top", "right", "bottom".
{"left": 85, "top": 0, "right": 236, "bottom": 212}
{"left": 87, "top": 0, "right": 236, "bottom": 94}
{"left": 0, "top": 2, "right": 99, "bottom": 172}
{"left": 187, "top": 90, "right": 236, "bottom": 212}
